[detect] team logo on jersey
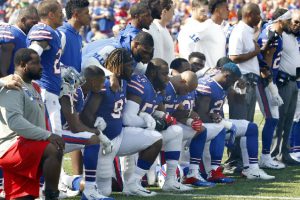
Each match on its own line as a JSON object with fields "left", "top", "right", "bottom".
{"left": 189, "top": 34, "right": 200, "bottom": 43}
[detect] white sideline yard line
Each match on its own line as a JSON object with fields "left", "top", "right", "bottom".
{"left": 160, "top": 193, "right": 300, "bottom": 200}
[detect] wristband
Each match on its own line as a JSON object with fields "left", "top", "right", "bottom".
{"left": 186, "top": 118, "right": 193, "bottom": 126}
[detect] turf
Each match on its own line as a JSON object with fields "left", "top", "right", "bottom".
{"left": 64, "top": 112, "right": 300, "bottom": 200}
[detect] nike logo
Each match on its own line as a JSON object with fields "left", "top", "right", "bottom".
{"left": 137, "top": 189, "right": 152, "bottom": 194}
{"left": 251, "top": 174, "right": 260, "bottom": 178}
{"left": 174, "top": 186, "right": 180, "bottom": 190}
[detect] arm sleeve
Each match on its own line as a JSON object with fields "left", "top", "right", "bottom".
{"left": 0, "top": 90, "right": 51, "bottom": 140}
{"left": 122, "top": 100, "right": 147, "bottom": 128}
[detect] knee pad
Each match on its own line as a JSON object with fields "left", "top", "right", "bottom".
{"left": 162, "top": 125, "right": 183, "bottom": 142}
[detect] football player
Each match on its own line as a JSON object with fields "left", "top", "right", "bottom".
{"left": 123, "top": 58, "right": 193, "bottom": 191}
{"left": 27, "top": 0, "right": 64, "bottom": 134}
{"left": 80, "top": 48, "right": 162, "bottom": 197}
{"left": 169, "top": 60, "right": 230, "bottom": 184}
{"left": 256, "top": 8, "right": 291, "bottom": 169}
{"left": 58, "top": 66, "right": 113, "bottom": 200}
{"left": 0, "top": 6, "right": 39, "bottom": 77}
{"left": 196, "top": 62, "right": 275, "bottom": 180}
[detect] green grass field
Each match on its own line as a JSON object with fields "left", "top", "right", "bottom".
{"left": 64, "top": 112, "right": 300, "bottom": 200}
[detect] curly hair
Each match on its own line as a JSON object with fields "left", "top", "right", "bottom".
{"left": 104, "top": 48, "right": 132, "bottom": 77}
{"left": 65, "top": 0, "right": 89, "bottom": 20}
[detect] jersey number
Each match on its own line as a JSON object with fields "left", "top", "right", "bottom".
{"left": 141, "top": 103, "right": 158, "bottom": 114}
{"left": 112, "top": 99, "right": 124, "bottom": 118}
{"left": 272, "top": 51, "right": 282, "bottom": 69}
{"left": 209, "top": 100, "right": 224, "bottom": 114}
{"left": 54, "top": 49, "right": 62, "bottom": 74}
{"left": 182, "top": 99, "right": 194, "bottom": 111}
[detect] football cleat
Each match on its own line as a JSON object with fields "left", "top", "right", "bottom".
{"left": 183, "top": 171, "right": 215, "bottom": 187}
{"left": 58, "top": 182, "right": 80, "bottom": 199}
{"left": 289, "top": 152, "right": 300, "bottom": 163}
{"left": 123, "top": 179, "right": 157, "bottom": 197}
{"left": 241, "top": 167, "right": 275, "bottom": 180}
{"left": 207, "top": 167, "right": 235, "bottom": 184}
{"left": 259, "top": 154, "right": 285, "bottom": 169}
{"left": 162, "top": 177, "right": 193, "bottom": 192}
{"left": 81, "top": 184, "right": 114, "bottom": 200}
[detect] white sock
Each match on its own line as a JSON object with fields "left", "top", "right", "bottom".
{"left": 249, "top": 163, "right": 259, "bottom": 169}
{"left": 211, "top": 165, "right": 219, "bottom": 170}
{"left": 188, "top": 164, "right": 199, "bottom": 175}
{"left": 84, "top": 181, "right": 95, "bottom": 190}
{"left": 166, "top": 160, "right": 177, "bottom": 180}
{"left": 127, "top": 167, "right": 146, "bottom": 184}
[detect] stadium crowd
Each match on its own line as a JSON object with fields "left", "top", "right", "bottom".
{"left": 0, "top": 0, "right": 299, "bottom": 200}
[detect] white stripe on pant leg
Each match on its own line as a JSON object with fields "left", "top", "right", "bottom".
{"left": 41, "top": 88, "right": 62, "bottom": 134}
{"left": 203, "top": 141, "right": 211, "bottom": 174}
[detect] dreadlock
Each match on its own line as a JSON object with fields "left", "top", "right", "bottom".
{"left": 104, "top": 48, "right": 132, "bottom": 77}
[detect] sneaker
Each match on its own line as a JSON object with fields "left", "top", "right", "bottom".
{"left": 183, "top": 171, "right": 215, "bottom": 187}
{"left": 290, "top": 152, "right": 300, "bottom": 162}
{"left": 162, "top": 177, "right": 193, "bottom": 192}
{"left": 223, "top": 160, "right": 244, "bottom": 174}
{"left": 81, "top": 184, "right": 114, "bottom": 200}
{"left": 0, "top": 189, "right": 5, "bottom": 199}
{"left": 241, "top": 167, "right": 275, "bottom": 180}
{"left": 259, "top": 154, "right": 285, "bottom": 169}
{"left": 58, "top": 182, "right": 80, "bottom": 199}
{"left": 123, "top": 179, "right": 156, "bottom": 197}
{"left": 34, "top": 187, "right": 44, "bottom": 200}
{"left": 207, "top": 167, "right": 235, "bottom": 184}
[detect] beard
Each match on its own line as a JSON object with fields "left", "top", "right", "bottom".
{"left": 153, "top": 80, "right": 166, "bottom": 92}
{"left": 27, "top": 70, "right": 42, "bottom": 80}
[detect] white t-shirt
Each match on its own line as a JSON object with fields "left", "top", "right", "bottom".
{"left": 279, "top": 32, "right": 300, "bottom": 76}
{"left": 228, "top": 21, "right": 260, "bottom": 75}
{"left": 178, "top": 18, "right": 226, "bottom": 68}
{"left": 147, "top": 19, "right": 175, "bottom": 66}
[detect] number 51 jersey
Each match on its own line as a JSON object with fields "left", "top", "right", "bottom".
{"left": 96, "top": 78, "right": 127, "bottom": 140}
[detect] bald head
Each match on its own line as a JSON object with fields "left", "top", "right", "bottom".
{"left": 241, "top": 3, "right": 261, "bottom": 27}
{"left": 242, "top": 3, "right": 259, "bottom": 18}
{"left": 16, "top": 6, "right": 39, "bottom": 34}
{"left": 181, "top": 71, "right": 198, "bottom": 91}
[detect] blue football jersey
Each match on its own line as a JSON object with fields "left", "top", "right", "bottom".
{"left": 196, "top": 77, "right": 226, "bottom": 117}
{"left": 27, "top": 23, "right": 62, "bottom": 95}
{"left": 127, "top": 74, "right": 163, "bottom": 114}
{"left": 117, "top": 23, "right": 141, "bottom": 52}
{"left": 257, "top": 24, "right": 283, "bottom": 80}
{"left": 81, "top": 37, "right": 118, "bottom": 59}
{"left": 58, "top": 22, "right": 82, "bottom": 73}
{"left": 182, "top": 91, "right": 196, "bottom": 111}
{"left": 0, "top": 24, "right": 26, "bottom": 74}
{"left": 96, "top": 78, "right": 127, "bottom": 140}
{"left": 163, "top": 82, "right": 183, "bottom": 115}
